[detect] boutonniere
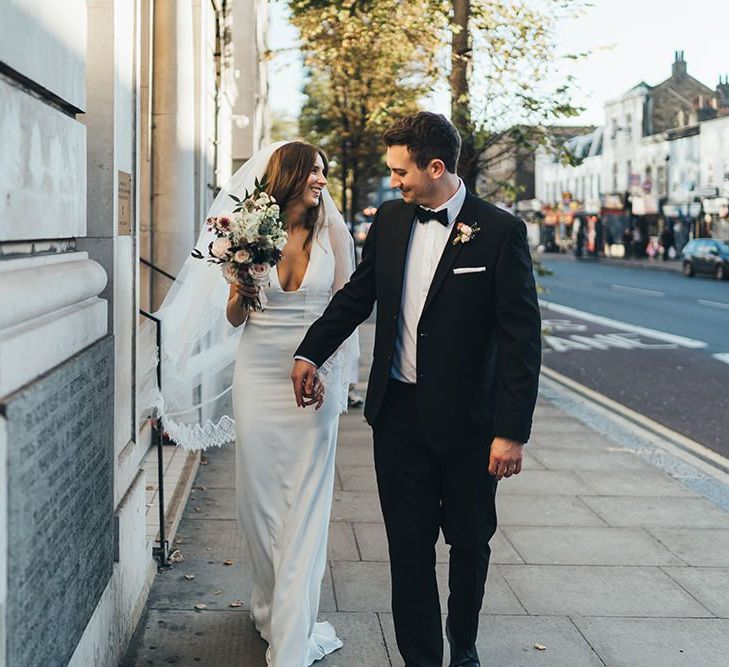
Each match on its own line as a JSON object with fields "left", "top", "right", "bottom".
{"left": 452, "top": 222, "right": 480, "bottom": 245}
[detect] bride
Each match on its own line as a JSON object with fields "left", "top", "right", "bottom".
{"left": 154, "top": 141, "right": 358, "bottom": 665}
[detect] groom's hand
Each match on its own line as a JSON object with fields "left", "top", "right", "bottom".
{"left": 291, "top": 359, "right": 318, "bottom": 408}
{"left": 488, "top": 437, "right": 524, "bottom": 480}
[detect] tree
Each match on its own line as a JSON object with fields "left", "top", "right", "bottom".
{"left": 445, "top": 0, "right": 590, "bottom": 193}
{"left": 289, "top": 0, "right": 440, "bottom": 221}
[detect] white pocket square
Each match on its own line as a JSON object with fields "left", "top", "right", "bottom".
{"left": 453, "top": 266, "right": 486, "bottom": 275}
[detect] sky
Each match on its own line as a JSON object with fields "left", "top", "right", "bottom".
{"left": 267, "top": 0, "right": 728, "bottom": 128}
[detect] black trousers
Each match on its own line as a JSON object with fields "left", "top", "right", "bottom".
{"left": 373, "top": 380, "right": 498, "bottom": 667}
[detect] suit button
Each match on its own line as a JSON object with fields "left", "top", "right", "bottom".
{"left": 393, "top": 314, "right": 398, "bottom": 321}
{"left": 419, "top": 332, "right": 428, "bottom": 338}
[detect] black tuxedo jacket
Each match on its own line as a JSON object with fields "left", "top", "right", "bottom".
{"left": 296, "top": 191, "right": 541, "bottom": 453}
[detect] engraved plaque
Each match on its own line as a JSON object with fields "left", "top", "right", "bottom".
{"left": 4, "top": 338, "right": 114, "bottom": 666}
{"left": 118, "top": 170, "right": 132, "bottom": 235}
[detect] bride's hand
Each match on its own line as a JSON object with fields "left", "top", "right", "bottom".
{"left": 234, "top": 281, "right": 258, "bottom": 302}
{"left": 302, "top": 375, "right": 325, "bottom": 410}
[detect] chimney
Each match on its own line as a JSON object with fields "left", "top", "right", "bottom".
{"left": 672, "top": 50, "right": 687, "bottom": 78}
{"left": 718, "top": 75, "right": 729, "bottom": 108}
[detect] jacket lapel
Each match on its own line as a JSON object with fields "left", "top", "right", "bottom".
{"left": 422, "top": 191, "right": 478, "bottom": 314}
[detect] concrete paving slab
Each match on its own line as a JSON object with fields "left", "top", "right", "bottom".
{"left": 316, "top": 612, "right": 391, "bottom": 666}
{"left": 662, "top": 567, "right": 729, "bottom": 617}
{"left": 528, "top": 447, "right": 651, "bottom": 471}
{"left": 580, "top": 496, "right": 729, "bottom": 528}
{"left": 521, "top": 451, "right": 546, "bottom": 470}
{"left": 496, "top": 494, "right": 607, "bottom": 527}
{"left": 328, "top": 521, "right": 360, "bottom": 561}
{"left": 647, "top": 528, "right": 729, "bottom": 566}
{"left": 379, "top": 614, "right": 604, "bottom": 667}
{"left": 334, "top": 446, "right": 376, "bottom": 466}
{"left": 576, "top": 470, "right": 698, "bottom": 497}
{"left": 146, "top": 549, "right": 337, "bottom": 614}
{"left": 182, "top": 487, "right": 238, "bottom": 520}
{"left": 529, "top": 431, "right": 619, "bottom": 450}
{"left": 573, "top": 617, "right": 729, "bottom": 667}
{"left": 194, "top": 461, "right": 235, "bottom": 489}
{"left": 121, "top": 609, "right": 267, "bottom": 666}
{"left": 352, "top": 523, "right": 523, "bottom": 565}
{"left": 338, "top": 465, "right": 378, "bottom": 492}
{"left": 499, "top": 565, "right": 712, "bottom": 617}
{"left": 330, "top": 490, "right": 383, "bottom": 522}
{"left": 530, "top": 417, "right": 590, "bottom": 433}
{"left": 498, "top": 470, "right": 594, "bottom": 496}
{"left": 172, "top": 519, "right": 247, "bottom": 560}
{"left": 331, "top": 562, "right": 525, "bottom": 615}
{"left": 502, "top": 526, "right": 683, "bottom": 566}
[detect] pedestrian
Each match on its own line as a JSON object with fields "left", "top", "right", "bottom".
{"left": 292, "top": 112, "right": 541, "bottom": 667}
{"left": 622, "top": 227, "right": 632, "bottom": 258}
{"left": 157, "top": 141, "right": 359, "bottom": 665}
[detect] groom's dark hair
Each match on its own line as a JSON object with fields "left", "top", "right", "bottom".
{"left": 383, "top": 112, "right": 461, "bottom": 173}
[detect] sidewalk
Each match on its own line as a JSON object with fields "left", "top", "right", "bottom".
{"left": 123, "top": 322, "right": 729, "bottom": 666}
{"left": 541, "top": 252, "right": 683, "bottom": 273}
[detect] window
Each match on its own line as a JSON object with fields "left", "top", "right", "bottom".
{"left": 625, "top": 114, "right": 632, "bottom": 138}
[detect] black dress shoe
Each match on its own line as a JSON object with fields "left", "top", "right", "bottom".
{"left": 446, "top": 618, "right": 480, "bottom": 667}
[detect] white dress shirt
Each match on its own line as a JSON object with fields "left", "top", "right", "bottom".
{"left": 391, "top": 180, "right": 466, "bottom": 384}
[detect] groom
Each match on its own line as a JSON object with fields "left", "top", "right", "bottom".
{"left": 292, "top": 112, "right": 541, "bottom": 666}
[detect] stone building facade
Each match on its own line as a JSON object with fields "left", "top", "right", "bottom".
{"left": 0, "top": 2, "right": 268, "bottom": 665}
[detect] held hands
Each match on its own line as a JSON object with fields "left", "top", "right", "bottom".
{"left": 291, "top": 359, "right": 325, "bottom": 410}
{"left": 488, "top": 437, "right": 524, "bottom": 480}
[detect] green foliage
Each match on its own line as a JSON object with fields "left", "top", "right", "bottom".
{"left": 289, "top": 0, "right": 441, "bottom": 219}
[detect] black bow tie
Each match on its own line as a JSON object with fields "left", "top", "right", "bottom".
{"left": 414, "top": 206, "right": 449, "bottom": 227}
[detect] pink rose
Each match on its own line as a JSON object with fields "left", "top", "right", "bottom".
{"left": 458, "top": 223, "right": 473, "bottom": 238}
{"left": 222, "top": 262, "right": 239, "bottom": 284}
{"left": 234, "top": 248, "right": 251, "bottom": 263}
{"left": 249, "top": 263, "right": 271, "bottom": 285}
{"left": 211, "top": 237, "right": 232, "bottom": 258}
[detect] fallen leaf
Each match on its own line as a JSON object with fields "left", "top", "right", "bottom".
{"left": 214, "top": 589, "right": 223, "bottom": 595}
{"left": 194, "top": 507, "right": 202, "bottom": 513}
{"left": 184, "top": 574, "right": 195, "bottom": 581}
{"left": 200, "top": 458, "right": 209, "bottom": 466}
{"left": 534, "top": 643, "right": 546, "bottom": 651}
{"left": 194, "top": 603, "right": 207, "bottom": 611}
{"left": 169, "top": 549, "right": 184, "bottom": 563}
{"left": 223, "top": 560, "right": 235, "bottom": 566}
{"left": 229, "top": 600, "right": 244, "bottom": 608}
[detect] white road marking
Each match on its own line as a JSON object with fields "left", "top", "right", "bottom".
{"left": 713, "top": 353, "right": 729, "bottom": 365}
{"left": 611, "top": 284, "right": 665, "bottom": 297}
{"left": 699, "top": 299, "right": 729, "bottom": 311}
{"left": 539, "top": 300, "right": 707, "bottom": 349}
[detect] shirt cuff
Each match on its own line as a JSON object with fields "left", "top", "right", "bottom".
{"left": 294, "top": 355, "right": 318, "bottom": 368}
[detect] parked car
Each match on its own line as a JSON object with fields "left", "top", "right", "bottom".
{"left": 682, "top": 238, "right": 729, "bottom": 280}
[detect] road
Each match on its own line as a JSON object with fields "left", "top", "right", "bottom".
{"left": 537, "top": 255, "right": 729, "bottom": 458}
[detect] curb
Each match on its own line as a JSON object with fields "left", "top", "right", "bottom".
{"left": 541, "top": 365, "right": 729, "bottom": 483}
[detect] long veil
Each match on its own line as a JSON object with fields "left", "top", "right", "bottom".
{"left": 153, "top": 141, "right": 359, "bottom": 450}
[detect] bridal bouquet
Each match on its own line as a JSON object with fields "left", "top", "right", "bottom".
{"left": 191, "top": 178, "right": 287, "bottom": 311}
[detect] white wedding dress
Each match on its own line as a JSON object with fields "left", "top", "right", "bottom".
{"left": 232, "top": 233, "right": 344, "bottom": 666}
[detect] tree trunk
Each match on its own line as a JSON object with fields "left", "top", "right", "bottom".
{"left": 340, "top": 140, "right": 350, "bottom": 221}
{"left": 450, "top": 0, "right": 478, "bottom": 191}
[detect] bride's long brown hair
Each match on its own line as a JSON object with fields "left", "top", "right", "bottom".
{"left": 263, "top": 141, "right": 329, "bottom": 252}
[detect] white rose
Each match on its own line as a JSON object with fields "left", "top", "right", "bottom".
{"left": 249, "top": 263, "right": 271, "bottom": 285}
{"left": 234, "top": 248, "right": 251, "bottom": 263}
{"left": 211, "top": 237, "right": 232, "bottom": 258}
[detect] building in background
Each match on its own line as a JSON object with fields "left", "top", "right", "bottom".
{"left": 0, "top": 2, "right": 268, "bottom": 666}
{"left": 535, "top": 52, "right": 729, "bottom": 254}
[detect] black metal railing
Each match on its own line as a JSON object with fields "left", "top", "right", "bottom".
{"left": 139, "top": 257, "right": 179, "bottom": 570}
